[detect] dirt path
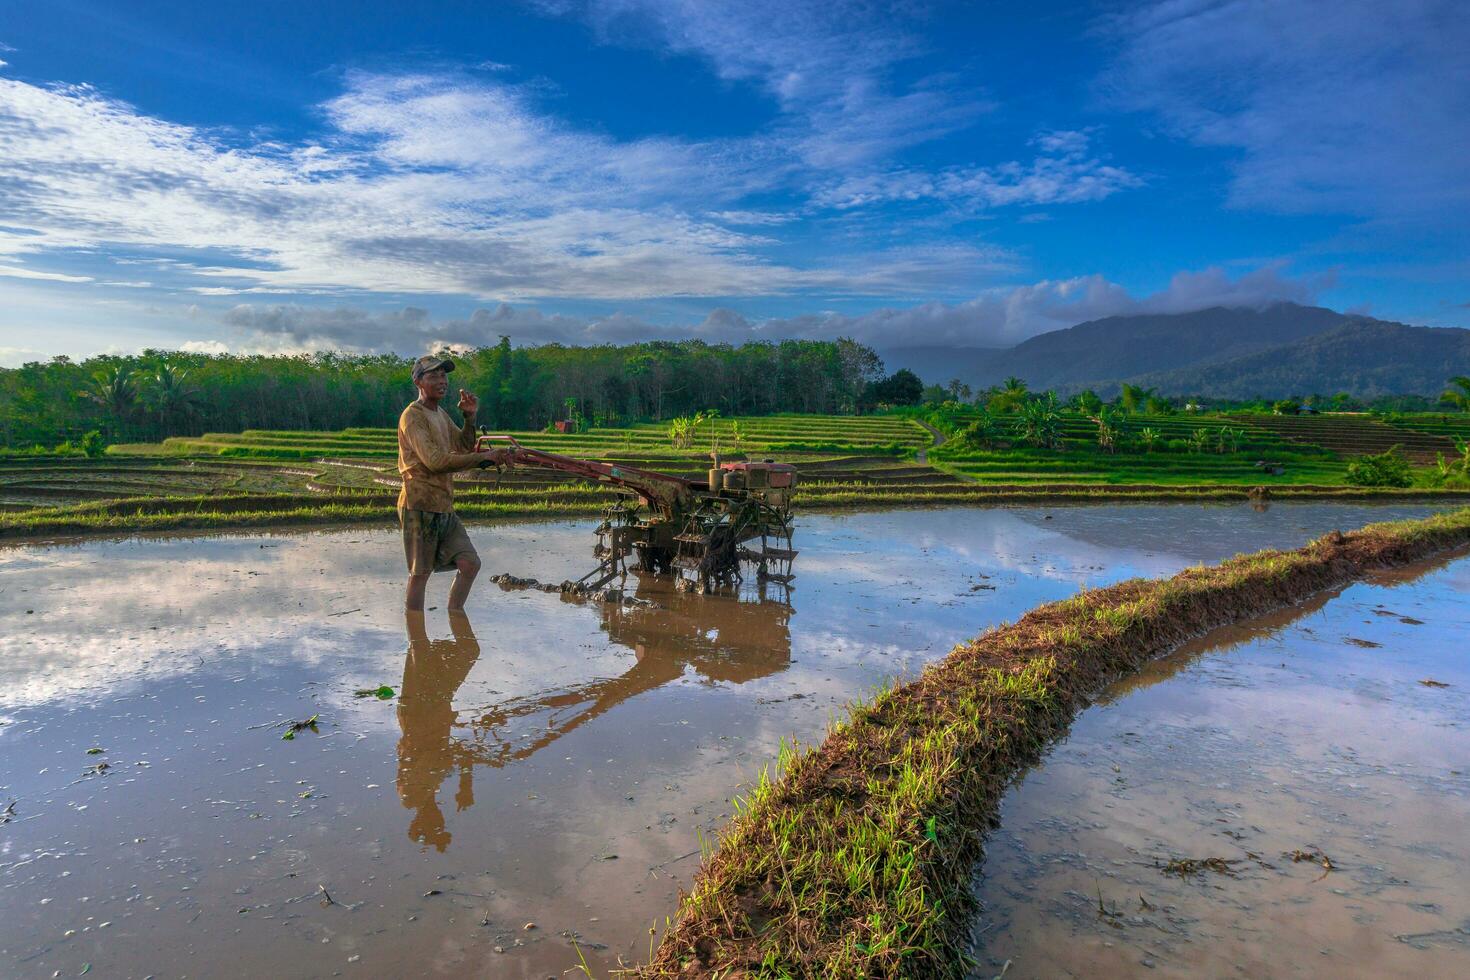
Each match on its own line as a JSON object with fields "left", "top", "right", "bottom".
{"left": 915, "top": 418, "right": 947, "bottom": 463}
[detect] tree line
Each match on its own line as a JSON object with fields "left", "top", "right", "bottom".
{"left": 0, "top": 338, "right": 907, "bottom": 448}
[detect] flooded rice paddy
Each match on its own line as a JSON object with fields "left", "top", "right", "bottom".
{"left": 969, "top": 547, "right": 1470, "bottom": 978}
{"left": 0, "top": 502, "right": 1457, "bottom": 977}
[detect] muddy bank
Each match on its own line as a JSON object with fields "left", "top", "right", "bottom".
{"left": 968, "top": 553, "right": 1470, "bottom": 977}
{"left": 637, "top": 507, "right": 1470, "bottom": 977}
{"left": 0, "top": 502, "right": 1457, "bottom": 978}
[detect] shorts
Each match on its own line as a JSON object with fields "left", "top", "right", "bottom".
{"left": 399, "top": 508, "right": 478, "bottom": 575}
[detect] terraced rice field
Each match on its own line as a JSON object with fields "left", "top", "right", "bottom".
{"left": 1380, "top": 413, "right": 1470, "bottom": 446}
{"left": 1231, "top": 413, "right": 1459, "bottom": 463}
{"left": 148, "top": 413, "right": 929, "bottom": 459}
{"left": 931, "top": 411, "right": 1349, "bottom": 485}
{"left": 2, "top": 416, "right": 988, "bottom": 537}
{"left": 6, "top": 412, "right": 1469, "bottom": 539}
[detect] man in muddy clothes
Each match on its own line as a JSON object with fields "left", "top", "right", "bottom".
{"left": 397, "top": 355, "right": 507, "bottom": 612}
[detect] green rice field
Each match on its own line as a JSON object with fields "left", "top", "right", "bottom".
{"left": 3, "top": 411, "right": 1468, "bottom": 539}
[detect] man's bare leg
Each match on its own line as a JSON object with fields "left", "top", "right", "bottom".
{"left": 406, "top": 573, "right": 431, "bottom": 612}
{"left": 447, "top": 554, "right": 481, "bottom": 611}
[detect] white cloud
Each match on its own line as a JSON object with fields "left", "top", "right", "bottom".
{"left": 0, "top": 70, "right": 812, "bottom": 301}
{"left": 1103, "top": 0, "right": 1470, "bottom": 219}
{"left": 178, "top": 339, "right": 230, "bottom": 354}
{"left": 0, "top": 66, "right": 1124, "bottom": 308}
{"left": 0, "top": 344, "right": 46, "bottom": 366}
{"left": 0, "top": 264, "right": 93, "bottom": 282}
{"left": 814, "top": 130, "right": 1141, "bottom": 210}
{"left": 207, "top": 264, "right": 1320, "bottom": 354}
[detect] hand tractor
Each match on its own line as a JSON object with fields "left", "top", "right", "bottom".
{"left": 476, "top": 432, "right": 798, "bottom": 595}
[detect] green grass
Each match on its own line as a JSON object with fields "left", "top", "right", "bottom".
{"left": 637, "top": 506, "right": 1470, "bottom": 978}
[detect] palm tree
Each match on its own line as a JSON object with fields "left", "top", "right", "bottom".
{"left": 1442, "top": 376, "right": 1470, "bottom": 411}
{"left": 149, "top": 362, "right": 201, "bottom": 435}
{"left": 80, "top": 364, "right": 139, "bottom": 438}
{"left": 1118, "top": 384, "right": 1157, "bottom": 414}
{"left": 986, "top": 376, "right": 1030, "bottom": 415}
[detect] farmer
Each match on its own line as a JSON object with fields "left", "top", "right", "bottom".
{"left": 397, "top": 354, "right": 507, "bottom": 611}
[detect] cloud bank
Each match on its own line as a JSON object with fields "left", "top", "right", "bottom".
{"left": 209, "top": 264, "right": 1321, "bottom": 355}
{"left": 0, "top": 55, "right": 1136, "bottom": 301}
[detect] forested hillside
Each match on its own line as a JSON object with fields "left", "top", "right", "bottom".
{"left": 1134, "top": 320, "right": 1470, "bottom": 398}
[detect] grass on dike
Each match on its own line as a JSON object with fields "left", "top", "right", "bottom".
{"left": 636, "top": 506, "right": 1470, "bottom": 978}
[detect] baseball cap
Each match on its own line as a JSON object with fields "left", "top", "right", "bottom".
{"left": 411, "top": 354, "right": 456, "bottom": 381}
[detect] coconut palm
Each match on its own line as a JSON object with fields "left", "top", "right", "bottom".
{"left": 1441, "top": 376, "right": 1470, "bottom": 411}
{"left": 148, "top": 362, "right": 201, "bottom": 433}
{"left": 1118, "top": 384, "right": 1157, "bottom": 414}
{"left": 80, "top": 364, "right": 140, "bottom": 437}
{"left": 986, "top": 377, "right": 1030, "bottom": 414}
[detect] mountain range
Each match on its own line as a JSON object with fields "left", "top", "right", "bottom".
{"left": 882, "top": 303, "right": 1470, "bottom": 399}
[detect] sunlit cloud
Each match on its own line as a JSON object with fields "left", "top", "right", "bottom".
{"left": 0, "top": 60, "right": 1135, "bottom": 311}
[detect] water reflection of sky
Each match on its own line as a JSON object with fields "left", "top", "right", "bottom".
{"left": 0, "top": 502, "right": 1456, "bottom": 977}
{"left": 969, "top": 552, "right": 1470, "bottom": 978}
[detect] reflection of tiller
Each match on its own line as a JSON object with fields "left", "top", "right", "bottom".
{"left": 464, "top": 577, "right": 794, "bottom": 770}
{"left": 476, "top": 431, "right": 798, "bottom": 594}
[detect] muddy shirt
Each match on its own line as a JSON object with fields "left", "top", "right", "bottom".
{"left": 396, "top": 401, "right": 478, "bottom": 512}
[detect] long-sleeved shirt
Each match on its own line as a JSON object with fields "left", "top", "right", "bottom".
{"left": 396, "top": 400, "right": 478, "bottom": 512}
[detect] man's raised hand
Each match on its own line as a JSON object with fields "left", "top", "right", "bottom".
{"left": 457, "top": 388, "right": 479, "bottom": 416}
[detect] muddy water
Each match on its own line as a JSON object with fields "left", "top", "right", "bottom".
{"left": 968, "top": 551, "right": 1470, "bottom": 979}
{"left": 0, "top": 502, "right": 1453, "bottom": 978}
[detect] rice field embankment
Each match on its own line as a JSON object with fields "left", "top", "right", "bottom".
{"left": 635, "top": 506, "right": 1470, "bottom": 978}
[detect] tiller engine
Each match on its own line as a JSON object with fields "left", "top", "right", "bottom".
{"left": 476, "top": 433, "right": 797, "bottom": 595}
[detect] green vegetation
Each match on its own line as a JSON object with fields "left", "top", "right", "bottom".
{"left": 1344, "top": 447, "right": 1414, "bottom": 487}
{"left": 0, "top": 338, "right": 914, "bottom": 449}
{"left": 9, "top": 408, "right": 1470, "bottom": 540}
{"left": 929, "top": 407, "right": 1348, "bottom": 485}
{"left": 637, "top": 506, "right": 1470, "bottom": 978}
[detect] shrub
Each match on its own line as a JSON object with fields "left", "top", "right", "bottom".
{"left": 953, "top": 412, "right": 1000, "bottom": 451}
{"left": 1344, "top": 447, "right": 1414, "bottom": 487}
{"left": 81, "top": 430, "right": 108, "bottom": 457}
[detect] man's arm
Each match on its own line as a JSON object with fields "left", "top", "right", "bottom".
{"left": 456, "top": 413, "right": 477, "bottom": 453}
{"left": 403, "top": 410, "right": 481, "bottom": 473}
{"left": 455, "top": 389, "right": 479, "bottom": 452}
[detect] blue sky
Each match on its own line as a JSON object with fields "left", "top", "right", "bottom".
{"left": 0, "top": 0, "right": 1465, "bottom": 363}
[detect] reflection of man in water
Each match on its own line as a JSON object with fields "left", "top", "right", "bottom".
{"left": 397, "top": 610, "right": 481, "bottom": 851}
